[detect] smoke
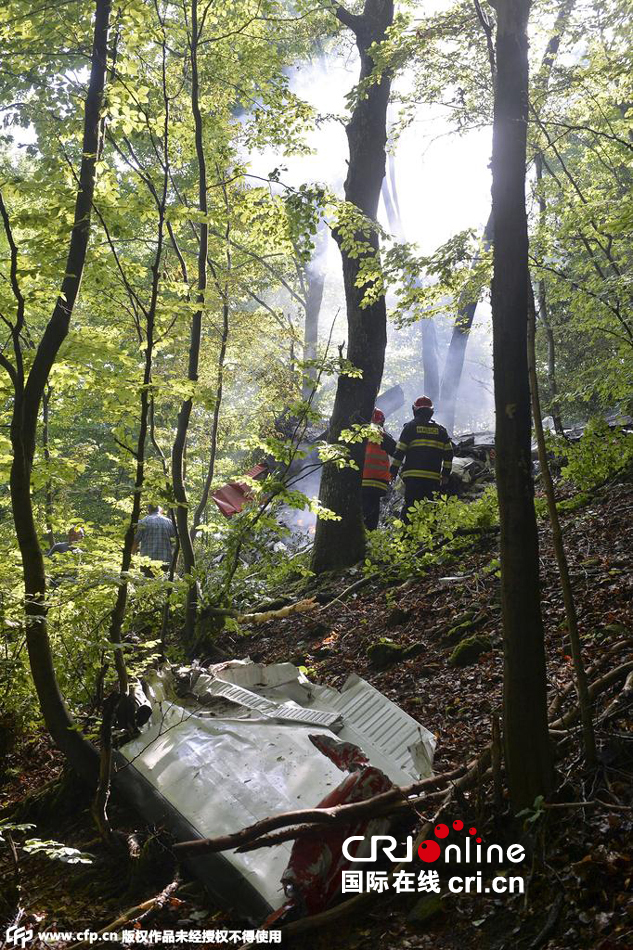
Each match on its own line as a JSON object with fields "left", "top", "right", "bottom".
{"left": 246, "top": 49, "right": 494, "bottom": 436}
{"left": 239, "top": 43, "right": 496, "bottom": 527}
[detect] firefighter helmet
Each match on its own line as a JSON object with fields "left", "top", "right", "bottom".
{"left": 372, "top": 408, "right": 385, "bottom": 424}
{"left": 412, "top": 395, "right": 433, "bottom": 412}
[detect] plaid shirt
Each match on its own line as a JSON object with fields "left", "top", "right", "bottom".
{"left": 135, "top": 513, "right": 175, "bottom": 564}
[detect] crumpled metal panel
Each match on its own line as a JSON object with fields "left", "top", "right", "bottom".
{"left": 118, "top": 661, "right": 435, "bottom": 918}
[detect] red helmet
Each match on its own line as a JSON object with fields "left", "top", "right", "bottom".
{"left": 372, "top": 408, "right": 385, "bottom": 424}
{"left": 413, "top": 395, "right": 433, "bottom": 412}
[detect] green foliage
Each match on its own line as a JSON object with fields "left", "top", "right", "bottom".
{"left": 550, "top": 419, "right": 633, "bottom": 490}
{"left": 517, "top": 794, "right": 546, "bottom": 827}
{"left": 0, "top": 821, "right": 93, "bottom": 865}
{"left": 1, "top": 0, "right": 630, "bottom": 755}
{"left": 365, "top": 487, "right": 499, "bottom": 581}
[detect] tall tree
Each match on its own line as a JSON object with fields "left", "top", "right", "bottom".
{"left": 489, "top": 0, "right": 554, "bottom": 805}
{"left": 527, "top": 281, "right": 596, "bottom": 766}
{"left": 299, "top": 221, "right": 329, "bottom": 402}
{"left": 439, "top": 211, "right": 494, "bottom": 434}
{"left": 171, "top": 0, "right": 209, "bottom": 639}
{"left": 311, "top": 0, "right": 394, "bottom": 574}
{"left": 104, "top": 17, "right": 172, "bottom": 695}
{"left": 0, "top": 0, "right": 112, "bottom": 781}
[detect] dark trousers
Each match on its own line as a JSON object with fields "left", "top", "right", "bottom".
{"left": 401, "top": 480, "right": 437, "bottom": 524}
{"left": 362, "top": 486, "right": 386, "bottom": 531}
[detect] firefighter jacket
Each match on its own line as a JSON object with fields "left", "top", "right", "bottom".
{"left": 362, "top": 428, "right": 397, "bottom": 494}
{"left": 390, "top": 417, "right": 453, "bottom": 484}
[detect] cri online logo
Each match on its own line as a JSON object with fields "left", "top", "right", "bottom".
{"left": 5, "top": 926, "right": 34, "bottom": 948}
{"left": 343, "top": 819, "right": 526, "bottom": 865}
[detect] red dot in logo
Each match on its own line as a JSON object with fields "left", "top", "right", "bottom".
{"left": 418, "top": 840, "right": 441, "bottom": 863}
{"left": 476, "top": 837, "right": 482, "bottom": 843}
{"left": 434, "top": 823, "right": 449, "bottom": 838}
{"left": 469, "top": 827, "right": 477, "bottom": 836}
{"left": 453, "top": 819, "right": 464, "bottom": 831}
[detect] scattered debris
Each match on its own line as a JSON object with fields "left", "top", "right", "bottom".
{"left": 117, "top": 659, "right": 435, "bottom": 921}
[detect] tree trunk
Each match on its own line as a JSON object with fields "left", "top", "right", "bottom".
{"left": 193, "top": 300, "right": 229, "bottom": 532}
{"left": 193, "top": 174, "right": 232, "bottom": 533}
{"left": 439, "top": 211, "right": 494, "bottom": 434}
{"left": 171, "top": 0, "right": 207, "bottom": 637}
{"left": 527, "top": 0, "right": 577, "bottom": 439}
{"left": 6, "top": 0, "right": 111, "bottom": 783}
{"left": 301, "top": 222, "right": 328, "bottom": 401}
{"left": 311, "top": 0, "right": 393, "bottom": 575}
{"left": 106, "top": 24, "right": 171, "bottom": 693}
{"left": 41, "top": 385, "right": 55, "bottom": 548}
{"left": 534, "top": 152, "right": 564, "bottom": 435}
{"left": 489, "top": 0, "right": 554, "bottom": 806}
{"left": 421, "top": 319, "right": 440, "bottom": 405}
{"left": 527, "top": 280, "right": 596, "bottom": 765}
{"left": 107, "top": 219, "right": 165, "bottom": 692}
{"left": 538, "top": 276, "right": 564, "bottom": 435}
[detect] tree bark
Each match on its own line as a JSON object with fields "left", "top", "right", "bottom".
{"left": 489, "top": 0, "right": 554, "bottom": 806}
{"left": 5, "top": 0, "right": 111, "bottom": 783}
{"left": 421, "top": 319, "right": 440, "bottom": 405}
{"left": 301, "top": 222, "right": 328, "bottom": 401}
{"left": 41, "top": 385, "right": 55, "bottom": 548}
{"left": 439, "top": 211, "right": 494, "bottom": 434}
{"left": 172, "top": 0, "right": 207, "bottom": 637}
{"left": 311, "top": 0, "right": 393, "bottom": 574}
{"left": 527, "top": 280, "right": 596, "bottom": 765}
{"left": 534, "top": 152, "right": 564, "bottom": 435}
{"left": 193, "top": 173, "right": 232, "bottom": 533}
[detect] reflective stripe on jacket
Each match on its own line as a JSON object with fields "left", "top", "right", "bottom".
{"left": 362, "top": 429, "right": 396, "bottom": 494}
{"left": 390, "top": 418, "right": 453, "bottom": 482}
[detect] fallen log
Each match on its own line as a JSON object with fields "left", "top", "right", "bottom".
{"left": 240, "top": 597, "right": 317, "bottom": 624}
{"left": 201, "top": 597, "right": 318, "bottom": 625}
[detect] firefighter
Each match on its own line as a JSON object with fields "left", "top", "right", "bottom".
{"left": 390, "top": 396, "right": 453, "bottom": 524}
{"left": 361, "top": 408, "right": 397, "bottom": 531}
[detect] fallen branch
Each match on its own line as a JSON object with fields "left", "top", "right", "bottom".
{"left": 260, "top": 658, "right": 631, "bottom": 937}
{"left": 550, "top": 659, "right": 633, "bottom": 731}
{"left": 542, "top": 800, "right": 632, "bottom": 811}
{"left": 599, "top": 669, "right": 633, "bottom": 722}
{"left": 173, "top": 764, "right": 468, "bottom": 856}
{"left": 318, "top": 575, "right": 377, "bottom": 611}
{"left": 202, "top": 597, "right": 317, "bottom": 625}
{"left": 66, "top": 877, "right": 181, "bottom": 950}
{"left": 192, "top": 657, "right": 631, "bottom": 941}
{"left": 281, "top": 748, "right": 492, "bottom": 937}
{"left": 526, "top": 891, "right": 564, "bottom": 950}
{"left": 236, "top": 788, "right": 451, "bottom": 853}
{"left": 548, "top": 637, "right": 632, "bottom": 716}
{"left": 178, "top": 660, "right": 633, "bottom": 859}
{"left": 240, "top": 597, "right": 317, "bottom": 624}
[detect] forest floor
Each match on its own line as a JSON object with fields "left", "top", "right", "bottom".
{"left": 1, "top": 471, "right": 632, "bottom": 950}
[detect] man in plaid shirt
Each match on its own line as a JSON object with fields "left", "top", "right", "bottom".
{"left": 132, "top": 504, "right": 176, "bottom": 572}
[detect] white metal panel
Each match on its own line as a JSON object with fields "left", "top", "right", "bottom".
{"left": 119, "top": 662, "right": 435, "bottom": 912}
